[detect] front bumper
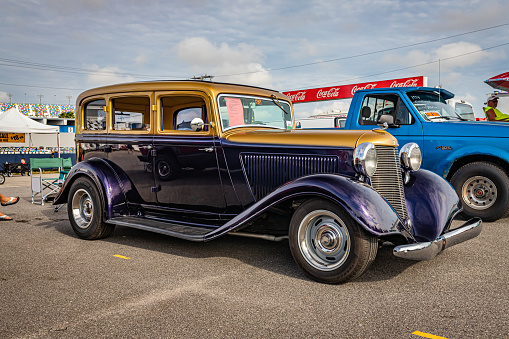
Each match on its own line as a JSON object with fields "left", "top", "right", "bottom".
{"left": 393, "top": 217, "right": 482, "bottom": 260}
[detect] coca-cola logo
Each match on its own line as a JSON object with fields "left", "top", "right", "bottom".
{"left": 351, "top": 84, "right": 377, "bottom": 96}
{"left": 390, "top": 79, "right": 420, "bottom": 88}
{"left": 287, "top": 91, "right": 307, "bottom": 102}
{"left": 316, "top": 88, "right": 340, "bottom": 99}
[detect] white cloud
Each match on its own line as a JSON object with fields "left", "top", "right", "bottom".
{"left": 85, "top": 65, "right": 134, "bottom": 88}
{"left": 382, "top": 41, "right": 504, "bottom": 76}
{"left": 135, "top": 53, "right": 147, "bottom": 65}
{"left": 292, "top": 39, "right": 319, "bottom": 59}
{"left": 176, "top": 37, "right": 272, "bottom": 88}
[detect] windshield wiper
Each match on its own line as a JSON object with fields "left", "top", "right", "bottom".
{"left": 271, "top": 94, "right": 290, "bottom": 115}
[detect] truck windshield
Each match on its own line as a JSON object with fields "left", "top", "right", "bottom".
{"left": 407, "top": 91, "right": 462, "bottom": 121}
{"left": 218, "top": 94, "right": 293, "bottom": 131}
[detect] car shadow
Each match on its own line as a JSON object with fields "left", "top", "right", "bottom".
{"left": 37, "top": 208, "right": 420, "bottom": 284}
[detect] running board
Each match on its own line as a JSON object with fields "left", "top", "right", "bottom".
{"left": 107, "top": 216, "right": 216, "bottom": 242}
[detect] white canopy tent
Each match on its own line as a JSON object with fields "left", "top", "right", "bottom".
{"left": 0, "top": 107, "right": 60, "bottom": 157}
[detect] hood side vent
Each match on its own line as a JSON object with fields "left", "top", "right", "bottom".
{"left": 241, "top": 154, "right": 339, "bottom": 200}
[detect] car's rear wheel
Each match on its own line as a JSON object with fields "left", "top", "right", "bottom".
{"left": 289, "top": 199, "right": 378, "bottom": 284}
{"left": 451, "top": 162, "right": 509, "bottom": 222}
{"left": 67, "top": 177, "right": 115, "bottom": 239}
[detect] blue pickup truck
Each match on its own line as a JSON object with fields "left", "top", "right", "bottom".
{"left": 343, "top": 86, "right": 509, "bottom": 221}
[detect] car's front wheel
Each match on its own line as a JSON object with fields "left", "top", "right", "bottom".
{"left": 289, "top": 199, "right": 378, "bottom": 284}
{"left": 67, "top": 177, "right": 115, "bottom": 239}
{"left": 451, "top": 162, "right": 509, "bottom": 222}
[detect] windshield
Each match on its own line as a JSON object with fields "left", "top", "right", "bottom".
{"left": 407, "top": 91, "right": 461, "bottom": 121}
{"left": 218, "top": 94, "right": 293, "bottom": 131}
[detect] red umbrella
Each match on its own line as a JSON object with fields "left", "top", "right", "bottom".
{"left": 485, "top": 72, "right": 509, "bottom": 91}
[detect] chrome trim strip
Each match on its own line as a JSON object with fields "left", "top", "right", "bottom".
{"left": 393, "top": 217, "right": 482, "bottom": 260}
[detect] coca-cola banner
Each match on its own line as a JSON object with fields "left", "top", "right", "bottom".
{"left": 283, "top": 76, "right": 426, "bottom": 103}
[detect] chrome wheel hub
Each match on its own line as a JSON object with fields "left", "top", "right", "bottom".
{"left": 71, "top": 189, "right": 94, "bottom": 229}
{"left": 298, "top": 210, "right": 350, "bottom": 271}
{"left": 462, "top": 176, "right": 497, "bottom": 210}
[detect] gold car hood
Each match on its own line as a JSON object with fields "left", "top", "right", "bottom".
{"left": 223, "top": 128, "right": 398, "bottom": 148}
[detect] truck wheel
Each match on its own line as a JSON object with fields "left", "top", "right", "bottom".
{"left": 67, "top": 177, "right": 115, "bottom": 239}
{"left": 289, "top": 199, "right": 378, "bottom": 284}
{"left": 451, "top": 162, "right": 509, "bottom": 222}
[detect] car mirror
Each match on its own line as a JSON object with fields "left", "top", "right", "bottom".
{"left": 378, "top": 114, "right": 394, "bottom": 126}
{"left": 190, "top": 118, "right": 205, "bottom": 131}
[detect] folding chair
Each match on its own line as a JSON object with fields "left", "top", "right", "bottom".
{"left": 30, "top": 158, "right": 72, "bottom": 206}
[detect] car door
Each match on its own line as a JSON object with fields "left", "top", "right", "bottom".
{"left": 106, "top": 93, "right": 157, "bottom": 204}
{"left": 153, "top": 91, "right": 226, "bottom": 216}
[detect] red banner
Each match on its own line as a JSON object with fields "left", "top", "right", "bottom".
{"left": 283, "top": 76, "right": 426, "bottom": 103}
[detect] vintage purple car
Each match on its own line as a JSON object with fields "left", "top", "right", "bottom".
{"left": 54, "top": 81, "right": 482, "bottom": 283}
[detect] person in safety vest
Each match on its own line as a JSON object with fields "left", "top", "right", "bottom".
{"left": 484, "top": 95, "right": 509, "bottom": 121}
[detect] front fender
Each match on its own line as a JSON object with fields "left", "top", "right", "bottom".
{"left": 206, "top": 173, "right": 408, "bottom": 241}
{"left": 53, "top": 158, "right": 138, "bottom": 219}
{"left": 404, "top": 169, "right": 461, "bottom": 242}
{"left": 433, "top": 144, "right": 509, "bottom": 178}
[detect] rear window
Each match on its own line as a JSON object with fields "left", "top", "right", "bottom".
{"left": 83, "top": 99, "right": 106, "bottom": 131}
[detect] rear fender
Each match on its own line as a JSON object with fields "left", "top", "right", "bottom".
{"left": 53, "top": 158, "right": 137, "bottom": 219}
{"left": 207, "top": 173, "right": 408, "bottom": 241}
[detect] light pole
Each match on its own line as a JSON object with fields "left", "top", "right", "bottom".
{"left": 7, "top": 93, "right": 13, "bottom": 103}
{"left": 66, "top": 95, "right": 72, "bottom": 105}
{"left": 37, "top": 94, "right": 44, "bottom": 105}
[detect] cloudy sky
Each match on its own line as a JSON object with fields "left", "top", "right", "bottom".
{"left": 0, "top": 0, "right": 508, "bottom": 119}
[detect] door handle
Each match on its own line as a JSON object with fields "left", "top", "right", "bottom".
{"left": 199, "top": 147, "right": 214, "bottom": 152}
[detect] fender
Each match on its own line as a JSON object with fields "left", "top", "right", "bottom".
{"left": 205, "top": 173, "right": 409, "bottom": 241}
{"left": 432, "top": 144, "right": 509, "bottom": 178}
{"left": 53, "top": 158, "right": 139, "bottom": 219}
{"left": 404, "top": 169, "right": 461, "bottom": 242}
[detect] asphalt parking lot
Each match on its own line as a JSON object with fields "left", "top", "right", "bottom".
{"left": 0, "top": 175, "right": 507, "bottom": 338}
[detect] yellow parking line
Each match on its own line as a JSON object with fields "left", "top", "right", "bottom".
{"left": 113, "top": 254, "right": 131, "bottom": 260}
{"left": 412, "top": 331, "right": 448, "bottom": 339}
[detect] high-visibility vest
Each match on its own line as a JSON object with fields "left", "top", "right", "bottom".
{"left": 484, "top": 106, "right": 509, "bottom": 120}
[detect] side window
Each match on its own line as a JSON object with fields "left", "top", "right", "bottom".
{"left": 358, "top": 94, "right": 415, "bottom": 125}
{"left": 160, "top": 96, "right": 208, "bottom": 132}
{"left": 112, "top": 96, "right": 150, "bottom": 131}
{"left": 394, "top": 99, "right": 414, "bottom": 125}
{"left": 83, "top": 99, "right": 107, "bottom": 131}
{"left": 360, "top": 96, "right": 395, "bottom": 125}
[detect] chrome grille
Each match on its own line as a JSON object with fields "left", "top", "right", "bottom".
{"left": 241, "top": 154, "right": 339, "bottom": 200}
{"left": 371, "top": 146, "right": 408, "bottom": 220}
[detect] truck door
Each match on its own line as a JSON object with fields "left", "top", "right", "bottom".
{"left": 352, "top": 92, "right": 424, "bottom": 151}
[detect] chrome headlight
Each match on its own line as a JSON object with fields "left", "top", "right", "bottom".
{"left": 353, "top": 142, "right": 377, "bottom": 177}
{"left": 399, "top": 143, "right": 422, "bottom": 171}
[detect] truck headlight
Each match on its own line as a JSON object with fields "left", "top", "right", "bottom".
{"left": 354, "top": 142, "right": 377, "bottom": 177}
{"left": 399, "top": 143, "right": 421, "bottom": 171}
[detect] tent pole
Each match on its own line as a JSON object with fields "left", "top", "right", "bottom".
{"left": 57, "top": 132, "right": 60, "bottom": 158}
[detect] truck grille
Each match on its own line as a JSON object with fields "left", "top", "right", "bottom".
{"left": 241, "top": 154, "right": 339, "bottom": 200}
{"left": 371, "top": 146, "right": 408, "bottom": 220}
